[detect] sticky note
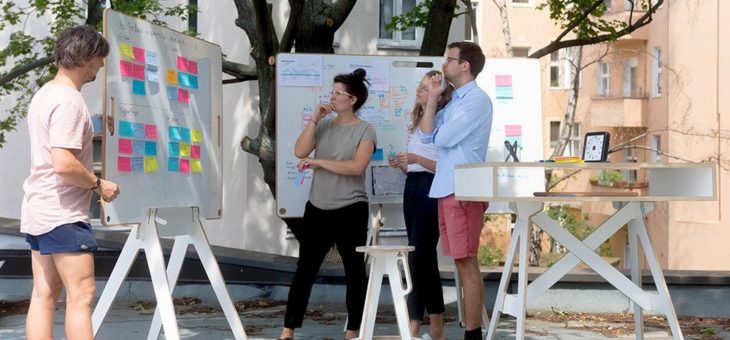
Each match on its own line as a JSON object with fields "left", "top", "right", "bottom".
{"left": 169, "top": 127, "right": 182, "bottom": 141}
{"left": 191, "top": 129, "right": 202, "bottom": 144}
{"left": 178, "top": 88, "right": 189, "bottom": 103}
{"left": 177, "top": 56, "right": 188, "bottom": 71}
{"left": 191, "top": 159, "right": 202, "bottom": 173}
{"left": 179, "top": 142, "right": 190, "bottom": 157}
{"left": 495, "top": 75, "right": 512, "bottom": 87}
{"left": 180, "top": 128, "right": 191, "bottom": 142}
{"left": 166, "top": 85, "right": 178, "bottom": 100}
{"left": 168, "top": 157, "right": 179, "bottom": 172}
{"left": 188, "top": 60, "right": 198, "bottom": 74}
{"left": 191, "top": 145, "right": 200, "bottom": 159}
{"left": 132, "top": 123, "right": 145, "bottom": 138}
{"left": 178, "top": 72, "right": 191, "bottom": 87}
{"left": 120, "top": 43, "right": 134, "bottom": 59}
{"left": 372, "top": 148, "right": 384, "bottom": 161}
{"left": 169, "top": 142, "right": 180, "bottom": 156}
{"left": 145, "top": 50, "right": 158, "bottom": 67}
{"left": 144, "top": 124, "right": 158, "bottom": 140}
{"left": 118, "top": 156, "right": 131, "bottom": 172}
{"left": 144, "top": 141, "right": 157, "bottom": 156}
{"left": 132, "top": 140, "right": 145, "bottom": 155}
{"left": 180, "top": 159, "right": 190, "bottom": 173}
{"left": 119, "top": 60, "right": 134, "bottom": 77}
{"left": 189, "top": 75, "right": 198, "bottom": 89}
{"left": 146, "top": 69, "right": 159, "bottom": 83}
{"left": 133, "top": 47, "right": 145, "bottom": 63}
{"left": 505, "top": 124, "right": 522, "bottom": 137}
{"left": 144, "top": 156, "right": 158, "bottom": 173}
{"left": 496, "top": 86, "right": 512, "bottom": 99}
{"left": 118, "top": 138, "right": 133, "bottom": 154}
{"left": 166, "top": 69, "right": 178, "bottom": 84}
{"left": 132, "top": 79, "right": 146, "bottom": 95}
{"left": 132, "top": 64, "right": 145, "bottom": 80}
{"left": 119, "top": 121, "right": 134, "bottom": 137}
{"left": 131, "top": 157, "right": 144, "bottom": 172}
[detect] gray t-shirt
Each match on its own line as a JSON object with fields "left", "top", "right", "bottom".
{"left": 309, "top": 118, "right": 377, "bottom": 210}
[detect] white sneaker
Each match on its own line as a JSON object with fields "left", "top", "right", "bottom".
{"left": 420, "top": 333, "right": 434, "bottom": 340}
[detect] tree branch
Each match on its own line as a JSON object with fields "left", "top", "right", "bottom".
{"left": 529, "top": 0, "right": 663, "bottom": 59}
{"left": 547, "top": 170, "right": 582, "bottom": 191}
{"left": 279, "top": 0, "right": 304, "bottom": 53}
{"left": 0, "top": 56, "right": 53, "bottom": 88}
{"left": 222, "top": 60, "right": 257, "bottom": 82}
{"left": 553, "top": 0, "right": 604, "bottom": 44}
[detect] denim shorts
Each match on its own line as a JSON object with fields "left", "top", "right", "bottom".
{"left": 26, "top": 221, "right": 98, "bottom": 255}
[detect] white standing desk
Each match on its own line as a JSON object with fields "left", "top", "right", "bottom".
{"left": 455, "top": 162, "right": 716, "bottom": 340}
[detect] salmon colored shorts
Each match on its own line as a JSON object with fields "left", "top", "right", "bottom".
{"left": 437, "top": 194, "right": 488, "bottom": 259}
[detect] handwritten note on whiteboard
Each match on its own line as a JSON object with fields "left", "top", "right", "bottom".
{"left": 279, "top": 54, "right": 323, "bottom": 87}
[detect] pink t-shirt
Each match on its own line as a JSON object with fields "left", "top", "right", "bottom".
{"left": 21, "top": 82, "right": 94, "bottom": 235}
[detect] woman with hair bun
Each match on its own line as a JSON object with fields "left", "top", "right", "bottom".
{"left": 279, "top": 68, "right": 376, "bottom": 340}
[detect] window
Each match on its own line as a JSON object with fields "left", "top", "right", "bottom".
{"left": 651, "top": 135, "right": 662, "bottom": 162}
{"left": 379, "top": 0, "right": 422, "bottom": 48}
{"left": 511, "top": 0, "right": 532, "bottom": 5}
{"left": 624, "top": 144, "right": 637, "bottom": 183}
{"left": 652, "top": 47, "right": 662, "bottom": 97}
{"left": 604, "top": 0, "right": 612, "bottom": 11}
{"left": 568, "top": 123, "right": 581, "bottom": 156}
{"left": 549, "top": 121, "right": 560, "bottom": 155}
{"left": 512, "top": 46, "right": 530, "bottom": 58}
{"left": 563, "top": 47, "right": 581, "bottom": 88}
{"left": 550, "top": 51, "right": 562, "bottom": 89}
{"left": 598, "top": 62, "right": 610, "bottom": 97}
{"left": 464, "top": 1, "right": 480, "bottom": 43}
{"left": 623, "top": 57, "right": 637, "bottom": 97}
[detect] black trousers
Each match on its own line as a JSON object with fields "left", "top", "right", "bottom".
{"left": 403, "top": 171, "right": 445, "bottom": 320}
{"left": 285, "top": 201, "right": 369, "bottom": 330}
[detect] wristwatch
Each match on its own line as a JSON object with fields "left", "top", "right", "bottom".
{"left": 90, "top": 177, "right": 101, "bottom": 191}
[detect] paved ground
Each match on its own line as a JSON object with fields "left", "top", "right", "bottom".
{"left": 2, "top": 298, "right": 726, "bottom": 339}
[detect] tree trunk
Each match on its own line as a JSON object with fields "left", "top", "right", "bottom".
{"left": 420, "top": 0, "right": 457, "bottom": 56}
{"left": 528, "top": 46, "right": 583, "bottom": 266}
{"left": 492, "top": 0, "right": 512, "bottom": 57}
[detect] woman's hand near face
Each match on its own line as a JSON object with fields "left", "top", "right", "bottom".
{"left": 313, "top": 103, "right": 333, "bottom": 124}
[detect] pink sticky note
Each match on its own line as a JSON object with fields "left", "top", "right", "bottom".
{"left": 505, "top": 124, "right": 522, "bottom": 137}
{"left": 177, "top": 56, "right": 189, "bottom": 72}
{"left": 133, "top": 47, "right": 146, "bottom": 63}
{"left": 118, "top": 156, "right": 132, "bottom": 172}
{"left": 495, "top": 75, "right": 512, "bottom": 87}
{"left": 178, "top": 88, "right": 189, "bottom": 103}
{"left": 132, "top": 64, "right": 145, "bottom": 80}
{"left": 118, "top": 138, "right": 133, "bottom": 154}
{"left": 191, "top": 145, "right": 201, "bottom": 159}
{"left": 180, "top": 159, "right": 190, "bottom": 173}
{"left": 145, "top": 124, "right": 158, "bottom": 140}
{"left": 188, "top": 60, "right": 198, "bottom": 74}
{"left": 119, "top": 60, "right": 134, "bottom": 77}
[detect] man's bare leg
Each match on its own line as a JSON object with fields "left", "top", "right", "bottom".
{"left": 27, "top": 250, "right": 63, "bottom": 340}
{"left": 53, "top": 252, "right": 95, "bottom": 340}
{"left": 455, "top": 256, "right": 484, "bottom": 331}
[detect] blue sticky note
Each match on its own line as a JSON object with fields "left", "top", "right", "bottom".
{"left": 189, "top": 75, "right": 198, "bottom": 89}
{"left": 178, "top": 72, "right": 192, "bottom": 87}
{"left": 145, "top": 50, "right": 158, "bottom": 68}
{"left": 131, "top": 157, "right": 144, "bottom": 172}
{"left": 496, "top": 86, "right": 513, "bottom": 99}
{"left": 180, "top": 128, "right": 191, "bottom": 142}
{"left": 147, "top": 69, "right": 159, "bottom": 83}
{"left": 168, "top": 157, "right": 179, "bottom": 172}
{"left": 119, "top": 121, "right": 134, "bottom": 137}
{"left": 132, "top": 79, "right": 146, "bottom": 95}
{"left": 372, "top": 148, "right": 384, "bottom": 161}
{"left": 168, "top": 142, "right": 179, "bottom": 156}
{"left": 132, "top": 140, "right": 145, "bottom": 155}
{"left": 169, "top": 127, "right": 182, "bottom": 141}
{"left": 145, "top": 141, "right": 157, "bottom": 156}
{"left": 132, "top": 123, "right": 145, "bottom": 138}
{"left": 166, "top": 85, "right": 177, "bottom": 100}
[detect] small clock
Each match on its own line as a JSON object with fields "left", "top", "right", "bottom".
{"left": 582, "top": 131, "right": 611, "bottom": 162}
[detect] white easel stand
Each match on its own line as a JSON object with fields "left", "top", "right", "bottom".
{"left": 91, "top": 208, "right": 247, "bottom": 340}
{"left": 355, "top": 245, "right": 418, "bottom": 340}
{"left": 487, "top": 201, "right": 683, "bottom": 340}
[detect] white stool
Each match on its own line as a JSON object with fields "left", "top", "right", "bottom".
{"left": 355, "top": 245, "right": 419, "bottom": 340}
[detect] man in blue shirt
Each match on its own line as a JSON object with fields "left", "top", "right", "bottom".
{"left": 420, "top": 41, "right": 492, "bottom": 340}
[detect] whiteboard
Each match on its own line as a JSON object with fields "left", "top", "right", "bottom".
{"left": 101, "top": 9, "right": 222, "bottom": 225}
{"left": 477, "top": 58, "right": 544, "bottom": 212}
{"left": 276, "top": 54, "right": 443, "bottom": 217}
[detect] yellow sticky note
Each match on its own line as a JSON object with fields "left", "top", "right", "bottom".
{"left": 179, "top": 143, "right": 190, "bottom": 157}
{"left": 191, "top": 159, "right": 202, "bottom": 173}
{"left": 120, "top": 43, "right": 135, "bottom": 59}
{"left": 166, "top": 69, "right": 178, "bottom": 84}
{"left": 144, "top": 157, "right": 158, "bottom": 173}
{"left": 191, "top": 129, "right": 202, "bottom": 144}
